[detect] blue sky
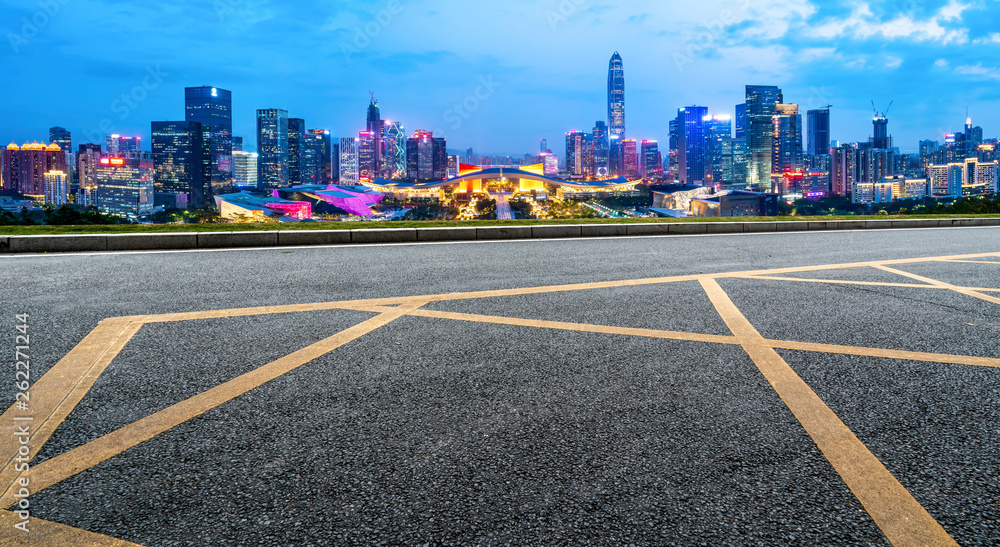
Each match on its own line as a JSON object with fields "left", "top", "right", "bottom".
{"left": 2, "top": 0, "right": 998, "bottom": 154}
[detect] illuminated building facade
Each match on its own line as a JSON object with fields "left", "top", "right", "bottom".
{"left": 746, "top": 85, "right": 783, "bottom": 188}
{"left": 706, "top": 114, "right": 733, "bottom": 185}
{"left": 366, "top": 96, "right": 383, "bottom": 179}
{"left": 96, "top": 154, "right": 154, "bottom": 220}
{"left": 358, "top": 131, "right": 377, "bottom": 182}
{"left": 151, "top": 121, "right": 207, "bottom": 206}
{"left": 592, "top": 121, "right": 609, "bottom": 177}
{"left": 2, "top": 142, "right": 67, "bottom": 197}
{"left": 565, "top": 130, "right": 587, "bottom": 176}
{"left": 44, "top": 170, "right": 68, "bottom": 206}
{"left": 405, "top": 130, "right": 447, "bottom": 180}
{"left": 622, "top": 139, "right": 639, "bottom": 180}
{"left": 185, "top": 86, "right": 233, "bottom": 189}
{"left": 107, "top": 135, "right": 141, "bottom": 156}
{"left": 300, "top": 132, "right": 325, "bottom": 185}
{"left": 233, "top": 151, "right": 258, "bottom": 189}
{"left": 641, "top": 140, "right": 661, "bottom": 180}
{"left": 675, "top": 106, "right": 708, "bottom": 184}
{"left": 608, "top": 52, "right": 625, "bottom": 138}
{"left": 287, "top": 118, "right": 306, "bottom": 184}
{"left": 772, "top": 104, "right": 804, "bottom": 177}
{"left": 831, "top": 144, "right": 856, "bottom": 196}
{"left": 609, "top": 136, "right": 623, "bottom": 177}
{"left": 256, "top": 109, "right": 289, "bottom": 189}
{"left": 339, "top": 137, "right": 359, "bottom": 185}
{"left": 49, "top": 127, "right": 72, "bottom": 181}
{"left": 76, "top": 144, "right": 102, "bottom": 206}
{"left": 807, "top": 107, "right": 831, "bottom": 156}
{"left": 382, "top": 121, "right": 406, "bottom": 179}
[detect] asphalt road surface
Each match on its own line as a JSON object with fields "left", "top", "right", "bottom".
{"left": 1, "top": 226, "right": 998, "bottom": 546}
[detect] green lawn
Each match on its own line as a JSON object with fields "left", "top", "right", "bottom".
{"left": 1, "top": 214, "right": 998, "bottom": 236}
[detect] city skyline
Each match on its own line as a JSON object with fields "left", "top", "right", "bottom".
{"left": 3, "top": 1, "right": 999, "bottom": 155}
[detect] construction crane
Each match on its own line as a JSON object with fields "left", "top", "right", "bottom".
{"left": 871, "top": 100, "right": 894, "bottom": 118}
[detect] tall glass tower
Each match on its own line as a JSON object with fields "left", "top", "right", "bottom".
{"left": 184, "top": 86, "right": 232, "bottom": 190}
{"left": 807, "top": 107, "right": 831, "bottom": 156}
{"left": 383, "top": 121, "right": 406, "bottom": 180}
{"left": 256, "top": 109, "right": 289, "bottom": 189}
{"left": 151, "top": 121, "right": 206, "bottom": 206}
{"left": 287, "top": 118, "right": 306, "bottom": 184}
{"left": 366, "top": 94, "right": 383, "bottom": 178}
{"left": 745, "top": 85, "right": 783, "bottom": 188}
{"left": 607, "top": 52, "right": 625, "bottom": 139}
{"left": 592, "top": 121, "right": 609, "bottom": 177}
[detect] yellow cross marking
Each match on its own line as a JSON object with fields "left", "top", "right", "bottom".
{"left": 2, "top": 250, "right": 997, "bottom": 546}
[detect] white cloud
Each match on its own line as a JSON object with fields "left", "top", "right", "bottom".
{"left": 884, "top": 56, "right": 903, "bottom": 69}
{"left": 955, "top": 64, "right": 1000, "bottom": 80}
{"left": 935, "top": 59, "right": 950, "bottom": 68}
{"left": 973, "top": 32, "right": 1000, "bottom": 44}
{"left": 810, "top": 1, "right": 970, "bottom": 45}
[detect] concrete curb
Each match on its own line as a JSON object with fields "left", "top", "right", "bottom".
{"left": 3, "top": 218, "right": 997, "bottom": 253}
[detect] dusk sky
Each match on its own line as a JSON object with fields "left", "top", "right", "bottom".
{"left": 3, "top": 0, "right": 999, "bottom": 154}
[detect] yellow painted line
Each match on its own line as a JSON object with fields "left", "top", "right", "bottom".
{"left": 96, "top": 251, "right": 1000, "bottom": 326}
{"left": 941, "top": 259, "right": 1000, "bottom": 265}
{"left": 2, "top": 301, "right": 427, "bottom": 509}
{"left": 700, "top": 278, "right": 957, "bottom": 547}
{"left": 875, "top": 265, "right": 1000, "bottom": 306}
{"left": 0, "top": 510, "right": 143, "bottom": 546}
{"left": 731, "top": 275, "right": 945, "bottom": 290}
{"left": 768, "top": 340, "right": 1000, "bottom": 369}
{"left": 0, "top": 319, "right": 142, "bottom": 502}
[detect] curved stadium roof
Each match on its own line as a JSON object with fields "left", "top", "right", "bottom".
{"left": 367, "top": 168, "right": 635, "bottom": 190}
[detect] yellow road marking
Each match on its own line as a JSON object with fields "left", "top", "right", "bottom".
{"left": 2, "top": 301, "right": 427, "bottom": 509}
{"left": 769, "top": 340, "right": 1000, "bottom": 369}
{"left": 941, "top": 259, "right": 1000, "bottom": 265}
{"left": 700, "top": 278, "right": 958, "bottom": 547}
{"left": 732, "top": 275, "right": 947, "bottom": 290}
{"left": 0, "top": 510, "right": 143, "bottom": 546}
{"left": 875, "top": 265, "right": 1000, "bottom": 306}
{"left": 0, "top": 319, "right": 142, "bottom": 501}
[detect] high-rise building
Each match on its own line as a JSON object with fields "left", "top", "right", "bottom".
{"left": 256, "top": 109, "right": 289, "bottom": 189}
{"left": 307, "top": 129, "right": 334, "bottom": 184}
{"left": 232, "top": 136, "right": 243, "bottom": 152}
{"left": 76, "top": 144, "right": 102, "bottom": 206}
{"left": 357, "top": 131, "right": 377, "bottom": 182}
{"left": 287, "top": 118, "right": 306, "bottom": 185}
{"left": 592, "top": 121, "right": 610, "bottom": 178}
{"left": 807, "top": 107, "right": 831, "bottom": 156}
{"left": 185, "top": 86, "right": 233, "bottom": 190}
{"left": 48, "top": 127, "right": 72, "bottom": 182}
{"left": 107, "top": 135, "right": 141, "bottom": 155}
{"left": 705, "top": 115, "right": 733, "bottom": 185}
{"left": 735, "top": 104, "right": 747, "bottom": 139}
{"left": 383, "top": 121, "right": 406, "bottom": 180}
{"left": 540, "top": 139, "right": 548, "bottom": 153}
{"left": 300, "top": 132, "right": 325, "bottom": 185}
{"left": 405, "top": 130, "right": 447, "bottom": 180}
{"left": 641, "top": 140, "right": 661, "bottom": 180}
{"left": 339, "top": 137, "right": 359, "bottom": 184}
{"left": 232, "top": 151, "right": 258, "bottom": 188}
{"left": 2, "top": 142, "right": 67, "bottom": 197}
{"left": 745, "top": 85, "right": 783, "bottom": 187}
{"left": 622, "top": 139, "right": 639, "bottom": 180}
{"left": 565, "top": 130, "right": 587, "bottom": 176}
{"left": 872, "top": 115, "right": 891, "bottom": 150}
{"left": 608, "top": 136, "right": 623, "bottom": 177}
{"left": 831, "top": 144, "right": 855, "bottom": 196}
{"left": 44, "top": 170, "right": 68, "bottom": 206}
{"left": 772, "top": 104, "right": 804, "bottom": 176}
{"left": 675, "top": 106, "right": 709, "bottom": 184}
{"left": 151, "top": 121, "right": 207, "bottom": 207}
{"left": 608, "top": 52, "right": 626, "bottom": 139}
{"left": 96, "top": 153, "right": 154, "bottom": 221}
{"left": 366, "top": 95, "right": 383, "bottom": 178}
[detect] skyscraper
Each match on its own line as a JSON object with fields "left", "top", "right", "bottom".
{"left": 608, "top": 52, "right": 625, "bottom": 139}
{"left": 185, "top": 86, "right": 233, "bottom": 190}
{"left": 76, "top": 144, "right": 102, "bottom": 206}
{"left": 256, "top": 109, "right": 289, "bottom": 189}
{"left": 49, "top": 127, "right": 72, "bottom": 180}
{"left": 746, "top": 85, "right": 784, "bottom": 187}
{"left": 592, "top": 121, "right": 609, "bottom": 177}
{"left": 107, "top": 135, "right": 142, "bottom": 155}
{"left": 339, "top": 137, "right": 359, "bottom": 185}
{"left": 807, "top": 107, "right": 831, "bottom": 156}
{"left": 641, "top": 140, "right": 661, "bottom": 180}
{"left": 772, "top": 104, "right": 804, "bottom": 176}
{"left": 300, "top": 131, "right": 325, "bottom": 185}
{"left": 232, "top": 151, "right": 258, "bottom": 188}
{"left": 383, "top": 121, "right": 406, "bottom": 180}
{"left": 232, "top": 136, "right": 243, "bottom": 152}
{"left": 565, "top": 130, "right": 587, "bottom": 176}
{"left": 287, "top": 118, "right": 306, "bottom": 185}
{"left": 358, "top": 131, "right": 377, "bottom": 181}
{"left": 622, "top": 139, "right": 639, "bottom": 180}
{"left": 2, "top": 142, "right": 67, "bottom": 197}
{"left": 735, "top": 104, "right": 747, "bottom": 139}
{"left": 406, "top": 130, "right": 447, "bottom": 180}
{"left": 96, "top": 153, "right": 154, "bottom": 220}
{"left": 608, "top": 136, "right": 623, "bottom": 177}
{"left": 675, "top": 106, "right": 709, "bottom": 184}
{"left": 366, "top": 94, "right": 383, "bottom": 178}
{"left": 44, "top": 170, "right": 68, "bottom": 206}
{"left": 705, "top": 115, "right": 733, "bottom": 185}
{"left": 872, "top": 114, "right": 891, "bottom": 150}
{"left": 308, "top": 129, "right": 334, "bottom": 184}
{"left": 151, "top": 121, "right": 207, "bottom": 207}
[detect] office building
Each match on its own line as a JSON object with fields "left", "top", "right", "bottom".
{"left": 307, "top": 129, "right": 334, "bottom": 184}
{"left": 609, "top": 136, "right": 623, "bottom": 177}
{"left": 735, "top": 104, "right": 747, "bottom": 139}
{"left": 772, "top": 104, "right": 804, "bottom": 175}
{"left": 358, "top": 131, "right": 377, "bottom": 182}
{"left": 383, "top": 122, "right": 406, "bottom": 180}
{"left": 339, "top": 137, "right": 359, "bottom": 185}
{"left": 76, "top": 144, "right": 103, "bottom": 206}
{"left": 107, "top": 135, "right": 141, "bottom": 155}
{"left": 592, "top": 121, "right": 610, "bottom": 177}
{"left": 872, "top": 114, "right": 891, "bottom": 150}
{"left": 566, "top": 130, "right": 587, "bottom": 176}
{"left": 622, "top": 139, "right": 639, "bottom": 180}
{"left": 151, "top": 121, "right": 206, "bottom": 206}
{"left": 807, "top": 107, "right": 831, "bottom": 156}
{"left": 406, "top": 130, "right": 447, "bottom": 180}
{"left": 256, "top": 109, "right": 289, "bottom": 188}
{"left": 300, "top": 132, "right": 325, "bottom": 185}
{"left": 641, "top": 140, "right": 661, "bottom": 180}
{"left": 96, "top": 153, "right": 154, "bottom": 220}
{"left": 232, "top": 151, "right": 258, "bottom": 188}
{"left": 745, "top": 85, "right": 783, "bottom": 187}
{"left": 675, "top": 106, "right": 708, "bottom": 184}
{"left": 608, "top": 52, "right": 626, "bottom": 138}
{"left": 831, "top": 144, "right": 856, "bottom": 196}
{"left": 232, "top": 136, "right": 243, "bottom": 152}
{"left": 366, "top": 95, "right": 383, "bottom": 178}
{"left": 185, "top": 86, "right": 233, "bottom": 189}
{"left": 706, "top": 114, "right": 733, "bottom": 185}
{"left": 287, "top": 118, "right": 306, "bottom": 185}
